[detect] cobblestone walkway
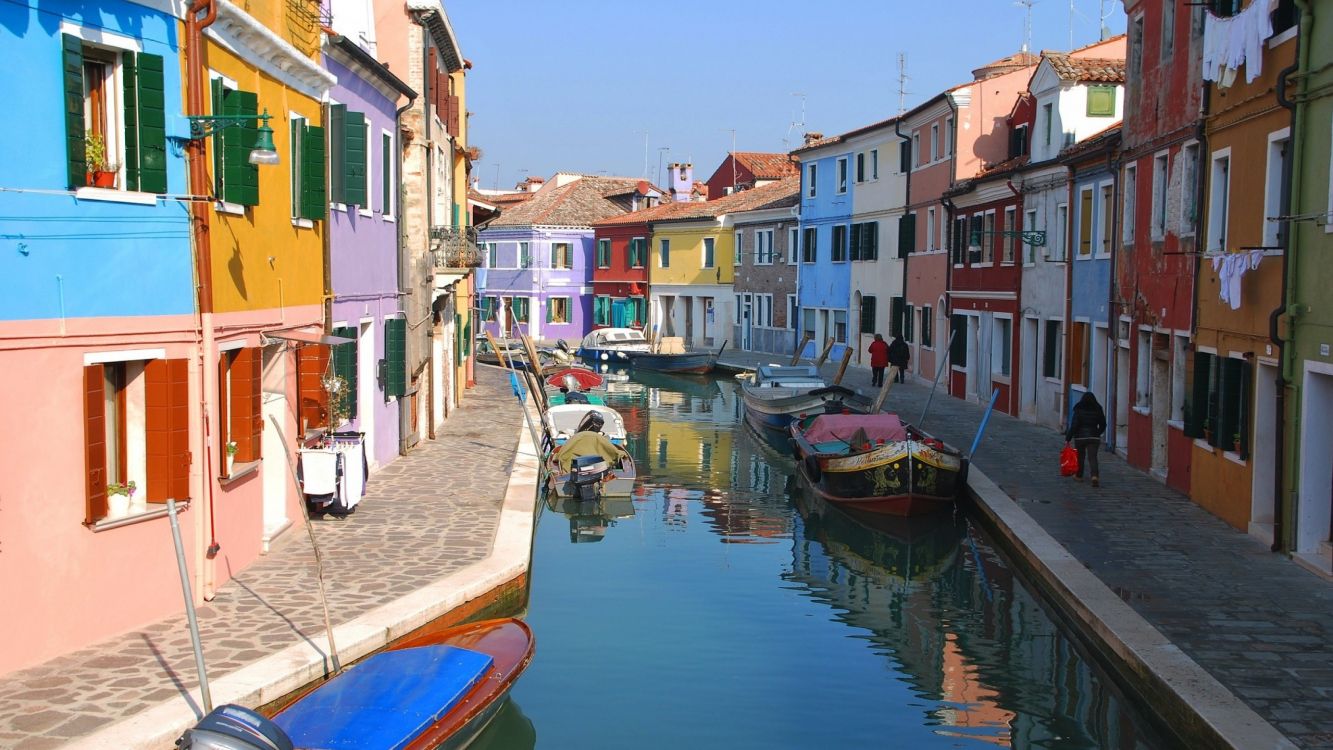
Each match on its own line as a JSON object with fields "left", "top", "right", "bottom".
{"left": 721, "top": 351, "right": 1333, "bottom": 749}
{"left": 0, "top": 367, "right": 522, "bottom": 750}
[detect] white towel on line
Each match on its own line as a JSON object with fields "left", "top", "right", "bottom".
{"left": 300, "top": 449, "right": 340, "bottom": 495}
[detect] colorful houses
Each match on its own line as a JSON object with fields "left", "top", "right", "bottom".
{"left": 730, "top": 178, "right": 801, "bottom": 355}
{"left": 704, "top": 151, "right": 798, "bottom": 200}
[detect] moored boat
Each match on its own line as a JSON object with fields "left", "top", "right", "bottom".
{"left": 625, "top": 340, "right": 726, "bottom": 374}
{"left": 738, "top": 364, "right": 837, "bottom": 433}
{"left": 576, "top": 327, "right": 651, "bottom": 363}
{"left": 789, "top": 412, "right": 966, "bottom": 516}
{"left": 176, "top": 618, "right": 534, "bottom": 750}
{"left": 541, "top": 404, "right": 636, "bottom": 499}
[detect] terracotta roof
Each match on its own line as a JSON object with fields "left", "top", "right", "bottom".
{"left": 980, "top": 51, "right": 1039, "bottom": 69}
{"left": 1043, "top": 53, "right": 1125, "bottom": 83}
{"left": 731, "top": 152, "right": 799, "bottom": 180}
{"left": 592, "top": 177, "right": 799, "bottom": 227}
{"left": 487, "top": 176, "right": 643, "bottom": 227}
{"left": 1058, "top": 122, "right": 1122, "bottom": 161}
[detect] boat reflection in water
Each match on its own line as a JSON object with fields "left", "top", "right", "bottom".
{"left": 469, "top": 698, "right": 536, "bottom": 750}
{"left": 785, "top": 471, "right": 1163, "bottom": 749}
{"left": 544, "top": 491, "right": 636, "bottom": 544}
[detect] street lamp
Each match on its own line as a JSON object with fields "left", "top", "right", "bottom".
{"left": 186, "top": 108, "right": 280, "bottom": 166}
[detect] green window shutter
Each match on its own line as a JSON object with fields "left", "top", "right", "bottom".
{"left": 898, "top": 214, "right": 916, "bottom": 258}
{"left": 545, "top": 299, "right": 554, "bottom": 323}
{"left": 328, "top": 104, "right": 345, "bottom": 204}
{"left": 62, "top": 34, "right": 86, "bottom": 189}
{"left": 222, "top": 89, "right": 259, "bottom": 205}
{"left": 869, "top": 221, "right": 879, "bottom": 260}
{"left": 1087, "top": 85, "right": 1116, "bottom": 117}
{"left": 859, "top": 296, "right": 876, "bottom": 334}
{"left": 950, "top": 314, "right": 968, "bottom": 367}
{"left": 301, "top": 124, "right": 327, "bottom": 221}
{"left": 1238, "top": 361, "right": 1251, "bottom": 459}
{"left": 1219, "top": 357, "right": 1244, "bottom": 452}
{"left": 849, "top": 223, "right": 861, "bottom": 261}
{"left": 343, "top": 110, "right": 367, "bottom": 207}
{"left": 384, "top": 318, "right": 406, "bottom": 399}
{"left": 332, "top": 326, "right": 358, "bottom": 420}
{"left": 122, "top": 52, "right": 140, "bottom": 191}
{"left": 381, "top": 133, "right": 391, "bottom": 214}
{"left": 211, "top": 78, "right": 224, "bottom": 196}
{"left": 890, "top": 297, "right": 905, "bottom": 337}
{"left": 135, "top": 53, "right": 167, "bottom": 194}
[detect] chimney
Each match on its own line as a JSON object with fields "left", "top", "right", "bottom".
{"left": 521, "top": 176, "right": 545, "bottom": 192}
{"left": 803, "top": 132, "right": 824, "bottom": 146}
{"left": 669, "top": 162, "right": 693, "bottom": 202}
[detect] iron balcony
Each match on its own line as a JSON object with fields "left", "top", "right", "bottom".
{"left": 430, "top": 226, "right": 482, "bottom": 269}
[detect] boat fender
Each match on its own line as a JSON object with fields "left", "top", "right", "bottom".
{"left": 804, "top": 454, "right": 822, "bottom": 482}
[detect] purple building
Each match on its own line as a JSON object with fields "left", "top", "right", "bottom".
{"left": 478, "top": 175, "right": 655, "bottom": 343}
{"left": 323, "top": 33, "right": 415, "bottom": 471}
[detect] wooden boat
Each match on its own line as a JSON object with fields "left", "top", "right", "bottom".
{"left": 576, "top": 327, "right": 651, "bottom": 363}
{"left": 544, "top": 366, "right": 608, "bottom": 406}
{"left": 626, "top": 341, "right": 726, "bottom": 374}
{"left": 738, "top": 364, "right": 836, "bottom": 433}
{"left": 476, "top": 338, "right": 547, "bottom": 371}
{"left": 542, "top": 403, "right": 636, "bottom": 499}
{"left": 177, "top": 618, "right": 534, "bottom": 750}
{"left": 789, "top": 412, "right": 966, "bottom": 516}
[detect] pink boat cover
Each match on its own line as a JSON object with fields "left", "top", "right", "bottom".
{"left": 803, "top": 414, "right": 906, "bottom": 445}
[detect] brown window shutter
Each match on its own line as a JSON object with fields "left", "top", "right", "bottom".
{"left": 298, "top": 344, "right": 330, "bottom": 433}
{"left": 83, "top": 364, "right": 108, "bottom": 524}
{"left": 145, "top": 359, "right": 170, "bottom": 501}
{"left": 167, "top": 359, "right": 191, "bottom": 500}
{"left": 218, "top": 353, "right": 230, "bottom": 464}
{"left": 448, "top": 94, "right": 460, "bottom": 136}
{"left": 248, "top": 348, "right": 263, "bottom": 463}
{"left": 229, "top": 348, "right": 260, "bottom": 463}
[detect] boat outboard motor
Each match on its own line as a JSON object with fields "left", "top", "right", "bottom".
{"left": 176, "top": 704, "right": 293, "bottom": 750}
{"left": 570, "top": 454, "right": 610, "bottom": 501}
{"left": 576, "top": 410, "right": 605, "bottom": 434}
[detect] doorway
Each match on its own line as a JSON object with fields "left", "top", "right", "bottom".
{"left": 261, "top": 344, "right": 290, "bottom": 549}
{"left": 1296, "top": 368, "right": 1333, "bottom": 569}
{"left": 358, "top": 320, "right": 375, "bottom": 469}
{"left": 1116, "top": 339, "right": 1130, "bottom": 454}
{"left": 1021, "top": 316, "right": 1038, "bottom": 419}
{"left": 1250, "top": 361, "right": 1278, "bottom": 544}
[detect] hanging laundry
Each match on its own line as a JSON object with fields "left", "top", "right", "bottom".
{"left": 1201, "top": 0, "right": 1277, "bottom": 87}
{"left": 1210, "top": 250, "right": 1266, "bottom": 311}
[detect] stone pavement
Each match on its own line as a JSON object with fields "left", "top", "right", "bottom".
{"left": 0, "top": 367, "right": 523, "bottom": 750}
{"left": 720, "top": 350, "right": 1333, "bottom": 749}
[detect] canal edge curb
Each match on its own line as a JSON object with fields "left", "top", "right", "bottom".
{"left": 61, "top": 413, "right": 543, "bottom": 750}
{"left": 964, "top": 466, "right": 1297, "bottom": 750}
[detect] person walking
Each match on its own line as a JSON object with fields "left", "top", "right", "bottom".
{"left": 887, "top": 334, "right": 910, "bottom": 384}
{"left": 1065, "top": 391, "right": 1108, "bottom": 487}
{"left": 868, "top": 333, "right": 889, "bottom": 387}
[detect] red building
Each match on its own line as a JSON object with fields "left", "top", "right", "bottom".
{"left": 704, "top": 151, "right": 798, "bottom": 200}
{"left": 589, "top": 217, "right": 651, "bottom": 329}
{"left": 1115, "top": 0, "right": 1205, "bottom": 492}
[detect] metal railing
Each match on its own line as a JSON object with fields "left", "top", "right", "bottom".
{"left": 430, "top": 226, "right": 483, "bottom": 269}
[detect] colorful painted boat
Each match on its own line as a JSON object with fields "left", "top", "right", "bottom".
{"left": 789, "top": 412, "right": 966, "bottom": 516}
{"left": 576, "top": 327, "right": 651, "bottom": 363}
{"left": 177, "top": 618, "right": 534, "bottom": 750}
{"left": 738, "top": 365, "right": 836, "bottom": 433}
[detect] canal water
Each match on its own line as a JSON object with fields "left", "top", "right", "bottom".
{"left": 479, "top": 372, "right": 1174, "bottom": 749}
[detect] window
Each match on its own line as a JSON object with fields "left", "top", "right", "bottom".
{"left": 850, "top": 221, "right": 878, "bottom": 261}
{"left": 930, "top": 124, "right": 939, "bottom": 162}
{"left": 890, "top": 297, "right": 906, "bottom": 338}
{"left": 381, "top": 132, "right": 393, "bottom": 218}
{"left": 953, "top": 216, "right": 967, "bottom": 264}
{"left": 629, "top": 237, "right": 645, "bottom": 267}
{"left": 481, "top": 296, "right": 498, "bottom": 322}
{"left": 519, "top": 241, "right": 531, "bottom": 268}
{"left": 1264, "top": 131, "right": 1290, "bottom": 248}
{"left": 912, "top": 133, "right": 921, "bottom": 168}
{"left": 802, "top": 227, "right": 817, "bottom": 263}
{"left": 703, "top": 237, "right": 715, "bottom": 268}
{"left": 63, "top": 34, "right": 169, "bottom": 194}
{"left": 968, "top": 214, "right": 984, "bottom": 264}
{"left": 358, "top": 117, "right": 373, "bottom": 213}
{"left": 899, "top": 139, "right": 911, "bottom": 173}
{"left": 755, "top": 294, "right": 774, "bottom": 327}
{"left": 81, "top": 356, "right": 190, "bottom": 523}
{"left": 1043, "top": 103, "right": 1054, "bottom": 146}
{"left": 787, "top": 228, "right": 798, "bottom": 265}
{"left": 551, "top": 242, "right": 573, "bottom": 269}
{"left": 1172, "top": 334, "right": 1189, "bottom": 423}
{"left": 859, "top": 296, "right": 877, "bottom": 335}
{"left": 1088, "top": 85, "right": 1117, "bottom": 117}
{"left": 1054, "top": 203, "right": 1068, "bottom": 261}
{"left": 806, "top": 163, "right": 817, "bottom": 198}
{"left": 856, "top": 152, "right": 866, "bottom": 182}
{"left": 802, "top": 309, "right": 817, "bottom": 344}
{"left": 1208, "top": 152, "right": 1230, "bottom": 252}
{"left": 921, "top": 306, "right": 933, "bottom": 348}
{"left": 836, "top": 157, "right": 848, "bottom": 193}
{"left": 1181, "top": 143, "right": 1200, "bottom": 236}
{"left": 596, "top": 238, "right": 611, "bottom": 268}
{"left": 328, "top": 104, "right": 368, "bottom": 207}
{"left": 1136, "top": 330, "right": 1152, "bottom": 408}
{"left": 486, "top": 242, "right": 497, "bottom": 267}
{"left": 1043, "top": 319, "right": 1063, "bottom": 378}
{"left": 547, "top": 297, "right": 570, "bottom": 325}
{"left": 950, "top": 314, "right": 968, "bottom": 367}
{"left": 1024, "top": 209, "right": 1038, "bottom": 264}
{"left": 1069, "top": 321, "right": 1089, "bottom": 386}
{"left": 289, "top": 114, "right": 327, "bottom": 222}
{"left": 1098, "top": 184, "right": 1114, "bottom": 256}
{"left": 1010, "top": 124, "right": 1030, "bottom": 159}
{"left": 1129, "top": 15, "right": 1145, "bottom": 100}
{"left": 983, "top": 211, "right": 996, "bottom": 263}
{"left": 1152, "top": 154, "right": 1169, "bottom": 240}
{"left": 734, "top": 231, "right": 744, "bottom": 265}
{"left": 1002, "top": 207, "right": 1016, "bottom": 264}
{"left": 659, "top": 238, "right": 671, "bottom": 268}
{"left": 593, "top": 296, "right": 611, "bottom": 326}
{"left": 1078, "top": 187, "right": 1094, "bottom": 258}
{"left": 898, "top": 213, "right": 916, "bottom": 258}
{"left": 1161, "top": 1, "right": 1175, "bottom": 60}
{"left": 945, "top": 118, "right": 954, "bottom": 155}
{"left": 1185, "top": 351, "right": 1251, "bottom": 456}
{"left": 833, "top": 310, "right": 847, "bottom": 343}
{"left": 756, "top": 230, "right": 774, "bottom": 264}
{"left": 507, "top": 296, "right": 530, "bottom": 324}
{"left": 871, "top": 149, "right": 879, "bottom": 179}
{"left": 992, "top": 318, "right": 1011, "bottom": 376}
{"left": 1123, "top": 164, "right": 1137, "bottom": 244}
{"left": 832, "top": 224, "right": 847, "bottom": 262}
{"left": 787, "top": 294, "right": 797, "bottom": 330}
{"left": 926, "top": 207, "right": 936, "bottom": 251}
{"left": 219, "top": 347, "right": 264, "bottom": 462}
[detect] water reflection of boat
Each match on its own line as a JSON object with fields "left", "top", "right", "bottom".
{"left": 629, "top": 369, "right": 722, "bottom": 399}
{"left": 468, "top": 698, "right": 536, "bottom": 750}
{"left": 544, "top": 492, "right": 637, "bottom": 543}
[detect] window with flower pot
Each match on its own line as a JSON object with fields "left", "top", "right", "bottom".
{"left": 61, "top": 32, "right": 168, "bottom": 193}
{"left": 1185, "top": 351, "right": 1250, "bottom": 456}
{"left": 547, "top": 297, "right": 570, "bottom": 325}
{"left": 83, "top": 355, "right": 190, "bottom": 525}
{"left": 218, "top": 347, "right": 263, "bottom": 472}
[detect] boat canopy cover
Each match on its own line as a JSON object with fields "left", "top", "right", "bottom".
{"left": 545, "top": 367, "right": 603, "bottom": 389}
{"left": 803, "top": 414, "right": 906, "bottom": 445}
{"left": 545, "top": 405, "right": 626, "bottom": 440}
{"left": 755, "top": 365, "right": 823, "bottom": 386}
{"left": 580, "top": 328, "right": 648, "bottom": 348}
{"left": 274, "top": 645, "right": 493, "bottom": 749}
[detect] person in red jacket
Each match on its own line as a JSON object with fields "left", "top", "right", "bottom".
{"left": 868, "top": 333, "right": 890, "bottom": 386}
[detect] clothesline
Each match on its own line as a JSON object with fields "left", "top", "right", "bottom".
{"left": 1210, "top": 248, "right": 1265, "bottom": 311}
{"left": 1202, "top": 0, "right": 1276, "bottom": 88}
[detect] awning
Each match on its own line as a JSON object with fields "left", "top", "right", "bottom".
{"left": 262, "top": 329, "right": 355, "bottom": 346}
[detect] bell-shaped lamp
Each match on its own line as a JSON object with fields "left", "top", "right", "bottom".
{"left": 248, "top": 120, "right": 280, "bottom": 165}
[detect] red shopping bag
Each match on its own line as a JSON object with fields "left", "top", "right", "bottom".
{"left": 1059, "top": 443, "right": 1079, "bottom": 477}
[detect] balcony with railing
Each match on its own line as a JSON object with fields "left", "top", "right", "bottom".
{"left": 430, "top": 226, "right": 482, "bottom": 269}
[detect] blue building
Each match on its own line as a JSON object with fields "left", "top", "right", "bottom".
{"left": 791, "top": 136, "right": 856, "bottom": 359}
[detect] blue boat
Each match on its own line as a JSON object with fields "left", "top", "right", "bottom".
{"left": 625, "top": 340, "right": 727, "bottom": 374}
{"left": 177, "top": 618, "right": 534, "bottom": 750}
{"left": 576, "top": 327, "right": 651, "bottom": 363}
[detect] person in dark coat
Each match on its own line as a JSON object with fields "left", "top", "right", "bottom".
{"left": 1065, "top": 391, "right": 1108, "bottom": 486}
{"left": 868, "top": 334, "right": 889, "bottom": 387}
{"left": 887, "top": 335, "right": 910, "bottom": 383}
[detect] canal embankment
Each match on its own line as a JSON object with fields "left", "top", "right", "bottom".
{"left": 0, "top": 366, "right": 540, "bottom": 750}
{"left": 718, "top": 350, "right": 1324, "bottom": 749}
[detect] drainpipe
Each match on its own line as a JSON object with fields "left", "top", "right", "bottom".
{"left": 394, "top": 91, "right": 415, "bottom": 456}
{"left": 1105, "top": 144, "right": 1121, "bottom": 450}
{"left": 185, "top": 0, "right": 221, "bottom": 599}
{"left": 894, "top": 118, "right": 911, "bottom": 373}
{"left": 1272, "top": 1, "right": 1311, "bottom": 553}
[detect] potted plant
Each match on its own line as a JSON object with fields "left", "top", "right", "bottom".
{"left": 84, "top": 133, "right": 118, "bottom": 188}
{"left": 225, "top": 441, "right": 238, "bottom": 475}
{"left": 106, "top": 480, "right": 137, "bottom": 518}
{"left": 1202, "top": 419, "right": 1213, "bottom": 443}
{"left": 1232, "top": 432, "right": 1242, "bottom": 453}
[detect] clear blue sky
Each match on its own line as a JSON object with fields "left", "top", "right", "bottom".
{"left": 446, "top": 1, "right": 1127, "bottom": 191}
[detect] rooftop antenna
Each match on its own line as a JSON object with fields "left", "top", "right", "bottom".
{"left": 783, "top": 92, "right": 806, "bottom": 150}
{"left": 897, "top": 53, "right": 910, "bottom": 115}
{"left": 493, "top": 162, "right": 501, "bottom": 190}
{"left": 1016, "top": 0, "right": 1036, "bottom": 53}
{"left": 1099, "top": 0, "right": 1112, "bottom": 40}
{"left": 1069, "top": 0, "right": 1076, "bottom": 48}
